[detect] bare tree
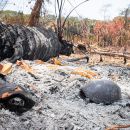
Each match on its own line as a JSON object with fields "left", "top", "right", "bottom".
{"left": 28, "top": 0, "right": 44, "bottom": 26}
{"left": 124, "top": 6, "right": 130, "bottom": 29}
{"left": 55, "top": 0, "right": 89, "bottom": 41}
{"left": 101, "top": 4, "right": 111, "bottom": 21}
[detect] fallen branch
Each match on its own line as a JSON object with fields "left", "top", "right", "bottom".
{"left": 86, "top": 44, "right": 130, "bottom": 64}
{"left": 91, "top": 51, "right": 130, "bottom": 64}
{"left": 91, "top": 51, "right": 130, "bottom": 58}
{"left": 66, "top": 55, "right": 89, "bottom": 62}
{"left": 0, "top": 63, "right": 12, "bottom": 75}
{"left": 106, "top": 124, "right": 130, "bottom": 130}
{"left": 16, "top": 60, "right": 39, "bottom": 79}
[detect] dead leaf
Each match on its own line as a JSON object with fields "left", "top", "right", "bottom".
{"left": 0, "top": 63, "right": 12, "bottom": 75}
{"left": 47, "top": 64, "right": 59, "bottom": 70}
{"left": 71, "top": 68, "right": 97, "bottom": 79}
{"left": 84, "top": 70, "right": 97, "bottom": 76}
{"left": 16, "top": 60, "right": 34, "bottom": 74}
{"left": 0, "top": 64, "right": 3, "bottom": 70}
{"left": 126, "top": 63, "right": 130, "bottom": 67}
{"left": 51, "top": 58, "right": 62, "bottom": 65}
{"left": 1, "top": 92, "right": 11, "bottom": 99}
{"left": 106, "top": 124, "right": 130, "bottom": 130}
{"left": 35, "top": 60, "right": 44, "bottom": 64}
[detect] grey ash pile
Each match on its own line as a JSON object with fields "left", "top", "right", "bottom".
{"left": 0, "top": 60, "right": 130, "bottom": 130}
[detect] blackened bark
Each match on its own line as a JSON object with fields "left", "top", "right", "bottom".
{"left": 0, "top": 23, "right": 72, "bottom": 62}
{"left": 28, "top": 0, "right": 43, "bottom": 27}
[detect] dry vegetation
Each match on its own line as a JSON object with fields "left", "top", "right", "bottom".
{"left": 0, "top": 9, "right": 130, "bottom": 64}
{"left": 0, "top": 9, "right": 130, "bottom": 49}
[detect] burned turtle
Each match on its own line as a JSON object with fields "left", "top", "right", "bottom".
{"left": 0, "top": 76, "right": 35, "bottom": 114}
{"left": 80, "top": 79, "right": 121, "bottom": 104}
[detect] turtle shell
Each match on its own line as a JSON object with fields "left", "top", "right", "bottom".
{"left": 80, "top": 79, "right": 121, "bottom": 104}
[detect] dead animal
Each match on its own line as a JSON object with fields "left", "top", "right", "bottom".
{"left": 0, "top": 22, "right": 73, "bottom": 63}
{"left": 0, "top": 76, "right": 35, "bottom": 114}
{"left": 80, "top": 79, "right": 121, "bottom": 104}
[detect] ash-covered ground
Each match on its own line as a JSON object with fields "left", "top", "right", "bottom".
{"left": 0, "top": 58, "right": 130, "bottom": 130}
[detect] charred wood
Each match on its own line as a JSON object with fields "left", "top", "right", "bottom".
{"left": 91, "top": 51, "right": 130, "bottom": 64}
{"left": 77, "top": 44, "right": 87, "bottom": 52}
{"left": 28, "top": 0, "right": 43, "bottom": 27}
{"left": 0, "top": 23, "right": 73, "bottom": 62}
{"left": 66, "top": 55, "right": 89, "bottom": 63}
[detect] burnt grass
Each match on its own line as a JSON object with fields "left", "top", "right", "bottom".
{"left": 0, "top": 58, "right": 130, "bottom": 130}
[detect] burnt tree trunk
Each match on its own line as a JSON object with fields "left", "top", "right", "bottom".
{"left": 28, "top": 0, "right": 43, "bottom": 27}
{"left": 0, "top": 23, "right": 73, "bottom": 63}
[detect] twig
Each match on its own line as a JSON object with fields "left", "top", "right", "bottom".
{"left": 91, "top": 51, "right": 130, "bottom": 59}
{"left": 106, "top": 124, "right": 130, "bottom": 130}
{"left": 62, "top": 0, "right": 89, "bottom": 29}
{"left": 66, "top": 55, "right": 89, "bottom": 62}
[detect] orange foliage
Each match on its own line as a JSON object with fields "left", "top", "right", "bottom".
{"left": 94, "top": 19, "right": 124, "bottom": 36}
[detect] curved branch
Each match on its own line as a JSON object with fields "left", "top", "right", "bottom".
{"left": 62, "top": 0, "right": 89, "bottom": 28}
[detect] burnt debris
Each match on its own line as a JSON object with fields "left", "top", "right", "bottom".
{"left": 77, "top": 44, "right": 86, "bottom": 52}
{"left": 0, "top": 74, "right": 35, "bottom": 114}
{"left": 60, "top": 39, "right": 74, "bottom": 56}
{"left": 0, "top": 22, "right": 73, "bottom": 62}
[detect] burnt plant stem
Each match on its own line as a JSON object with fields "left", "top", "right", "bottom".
{"left": 55, "top": 0, "right": 89, "bottom": 41}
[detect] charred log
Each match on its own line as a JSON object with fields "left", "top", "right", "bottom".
{"left": 0, "top": 23, "right": 73, "bottom": 62}
{"left": 77, "top": 44, "right": 86, "bottom": 51}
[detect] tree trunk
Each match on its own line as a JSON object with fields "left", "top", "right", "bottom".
{"left": 0, "top": 22, "right": 73, "bottom": 63}
{"left": 28, "top": 0, "right": 43, "bottom": 27}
